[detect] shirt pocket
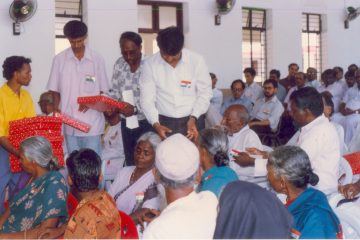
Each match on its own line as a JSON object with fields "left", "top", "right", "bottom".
{"left": 80, "top": 64, "right": 97, "bottom": 94}
{"left": 180, "top": 80, "right": 195, "bottom": 96}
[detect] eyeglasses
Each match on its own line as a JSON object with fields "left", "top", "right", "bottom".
{"left": 232, "top": 88, "right": 243, "bottom": 92}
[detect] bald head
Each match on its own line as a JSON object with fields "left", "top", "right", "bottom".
{"left": 222, "top": 105, "right": 249, "bottom": 134}
{"left": 38, "top": 92, "right": 55, "bottom": 115}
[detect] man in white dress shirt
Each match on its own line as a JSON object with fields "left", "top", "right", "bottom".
{"left": 317, "top": 69, "right": 343, "bottom": 112}
{"left": 143, "top": 134, "right": 218, "bottom": 239}
{"left": 306, "top": 67, "right": 321, "bottom": 89}
{"left": 283, "top": 72, "right": 310, "bottom": 111}
{"left": 332, "top": 69, "right": 360, "bottom": 144}
{"left": 222, "top": 105, "right": 263, "bottom": 181}
{"left": 333, "top": 66, "right": 347, "bottom": 96}
{"left": 140, "top": 27, "right": 212, "bottom": 140}
{"left": 244, "top": 87, "right": 340, "bottom": 194}
{"left": 243, "top": 67, "right": 263, "bottom": 105}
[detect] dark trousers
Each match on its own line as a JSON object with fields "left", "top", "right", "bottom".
{"left": 250, "top": 119, "right": 273, "bottom": 135}
{"left": 121, "top": 119, "right": 154, "bottom": 166}
{"left": 159, "top": 114, "right": 205, "bottom": 137}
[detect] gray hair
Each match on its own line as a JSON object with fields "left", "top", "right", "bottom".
{"left": 137, "top": 132, "right": 162, "bottom": 150}
{"left": 158, "top": 170, "right": 197, "bottom": 189}
{"left": 20, "top": 136, "right": 59, "bottom": 171}
{"left": 199, "top": 128, "right": 229, "bottom": 167}
{"left": 268, "top": 145, "right": 318, "bottom": 188}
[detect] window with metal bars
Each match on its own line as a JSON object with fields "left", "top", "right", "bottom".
{"left": 138, "top": 1, "right": 183, "bottom": 55}
{"left": 242, "top": 8, "right": 267, "bottom": 83}
{"left": 302, "top": 13, "right": 322, "bottom": 79}
{"left": 55, "top": 0, "right": 82, "bottom": 54}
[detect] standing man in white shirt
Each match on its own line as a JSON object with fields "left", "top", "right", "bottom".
{"left": 47, "top": 20, "right": 109, "bottom": 155}
{"left": 243, "top": 67, "right": 263, "bottom": 105}
{"left": 140, "top": 27, "right": 212, "bottom": 140}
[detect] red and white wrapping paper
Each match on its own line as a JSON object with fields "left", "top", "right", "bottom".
{"left": 54, "top": 112, "right": 91, "bottom": 133}
{"left": 77, "top": 95, "right": 128, "bottom": 112}
{"left": 8, "top": 116, "right": 65, "bottom": 173}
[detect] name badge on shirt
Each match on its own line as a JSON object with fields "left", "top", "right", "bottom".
{"left": 230, "top": 149, "right": 241, "bottom": 158}
{"left": 180, "top": 80, "right": 192, "bottom": 88}
{"left": 262, "top": 108, "right": 271, "bottom": 115}
{"left": 85, "top": 75, "right": 96, "bottom": 83}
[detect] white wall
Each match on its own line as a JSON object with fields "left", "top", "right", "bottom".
{"left": 2, "top": 0, "right": 360, "bottom": 105}
{"left": 85, "top": 0, "right": 138, "bottom": 80}
{"left": 0, "top": 0, "right": 54, "bottom": 112}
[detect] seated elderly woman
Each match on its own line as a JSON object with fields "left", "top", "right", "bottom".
{"left": 198, "top": 128, "right": 238, "bottom": 197}
{"left": 0, "top": 136, "right": 68, "bottom": 238}
{"left": 267, "top": 145, "right": 342, "bottom": 239}
{"left": 213, "top": 181, "right": 293, "bottom": 239}
{"left": 108, "top": 132, "right": 161, "bottom": 223}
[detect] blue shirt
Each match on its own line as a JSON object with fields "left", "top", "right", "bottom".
{"left": 276, "top": 83, "right": 287, "bottom": 102}
{"left": 221, "top": 95, "right": 253, "bottom": 115}
{"left": 199, "top": 166, "right": 238, "bottom": 197}
{"left": 288, "top": 187, "right": 341, "bottom": 239}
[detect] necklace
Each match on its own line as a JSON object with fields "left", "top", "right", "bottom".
{"left": 130, "top": 168, "right": 138, "bottom": 185}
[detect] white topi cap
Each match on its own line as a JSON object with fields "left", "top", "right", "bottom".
{"left": 155, "top": 133, "right": 199, "bottom": 181}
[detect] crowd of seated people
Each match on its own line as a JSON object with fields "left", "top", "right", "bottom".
{"left": 2, "top": 20, "right": 360, "bottom": 239}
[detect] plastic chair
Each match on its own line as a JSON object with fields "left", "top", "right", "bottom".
{"left": 260, "top": 118, "right": 283, "bottom": 147}
{"left": 118, "top": 210, "right": 139, "bottom": 239}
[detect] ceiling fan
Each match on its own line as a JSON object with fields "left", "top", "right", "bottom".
{"left": 9, "top": 0, "right": 38, "bottom": 35}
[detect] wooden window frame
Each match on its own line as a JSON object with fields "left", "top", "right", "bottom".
{"left": 138, "top": 0, "right": 183, "bottom": 33}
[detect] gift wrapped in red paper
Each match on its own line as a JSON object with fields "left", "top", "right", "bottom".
{"left": 8, "top": 116, "right": 65, "bottom": 173}
{"left": 343, "top": 152, "right": 360, "bottom": 175}
{"left": 54, "top": 112, "right": 91, "bottom": 133}
{"left": 77, "top": 95, "right": 128, "bottom": 112}
{"left": 9, "top": 116, "right": 62, "bottom": 135}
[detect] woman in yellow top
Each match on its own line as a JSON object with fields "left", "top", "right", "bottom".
{"left": 0, "top": 56, "right": 36, "bottom": 215}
